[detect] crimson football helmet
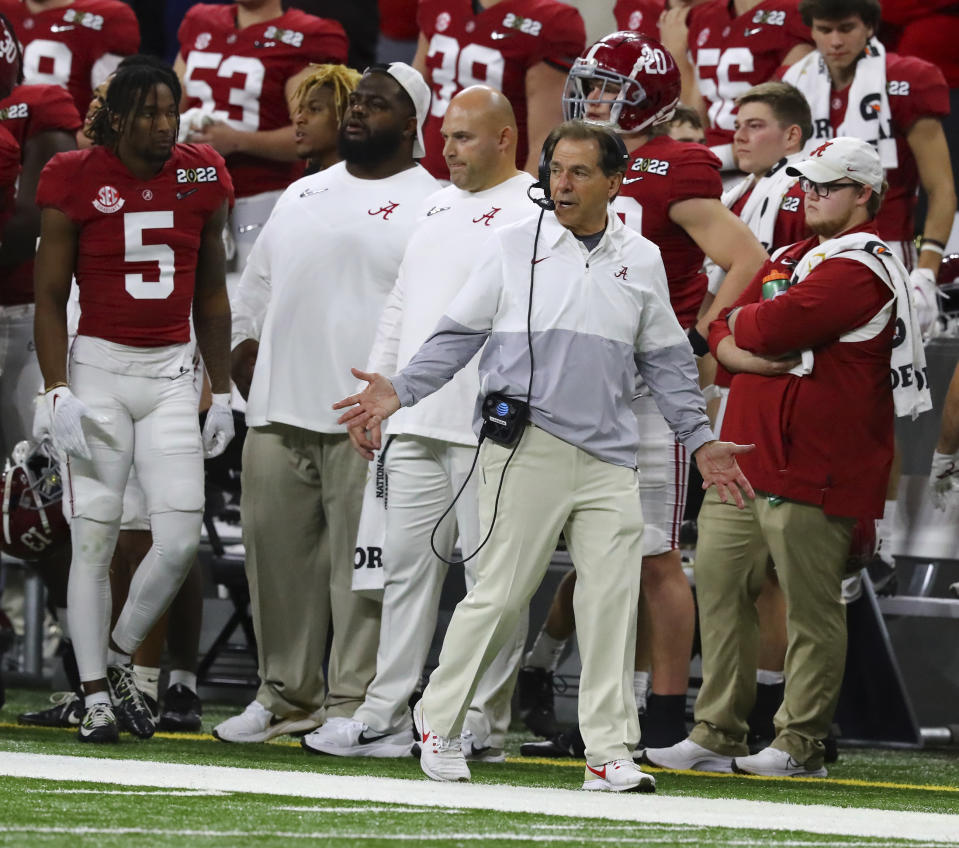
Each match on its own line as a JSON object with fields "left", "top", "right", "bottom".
{"left": 938, "top": 254, "right": 959, "bottom": 324}
{"left": 1, "top": 440, "right": 69, "bottom": 561}
{"left": 0, "top": 13, "right": 23, "bottom": 100}
{"left": 563, "top": 31, "right": 680, "bottom": 134}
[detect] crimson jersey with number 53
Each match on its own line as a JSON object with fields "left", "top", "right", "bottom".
{"left": 0, "top": 0, "right": 140, "bottom": 119}
{"left": 416, "top": 0, "right": 585, "bottom": 178}
{"left": 36, "top": 144, "right": 235, "bottom": 347}
{"left": 686, "top": 0, "right": 810, "bottom": 147}
{"left": 178, "top": 4, "right": 347, "bottom": 198}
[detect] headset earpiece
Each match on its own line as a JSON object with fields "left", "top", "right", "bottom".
{"left": 528, "top": 132, "right": 557, "bottom": 211}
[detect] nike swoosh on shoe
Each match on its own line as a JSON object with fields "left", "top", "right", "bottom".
{"left": 358, "top": 730, "right": 389, "bottom": 745}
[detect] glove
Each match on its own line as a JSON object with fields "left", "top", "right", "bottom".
{"left": 32, "top": 391, "right": 52, "bottom": 441}
{"left": 929, "top": 450, "right": 959, "bottom": 510}
{"left": 202, "top": 393, "right": 234, "bottom": 459}
{"left": 46, "top": 386, "right": 104, "bottom": 460}
{"left": 910, "top": 267, "right": 940, "bottom": 334}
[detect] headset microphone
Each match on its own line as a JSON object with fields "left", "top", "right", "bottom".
{"left": 527, "top": 180, "right": 554, "bottom": 211}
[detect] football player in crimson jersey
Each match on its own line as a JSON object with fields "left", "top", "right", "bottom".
{"left": 0, "top": 125, "right": 18, "bottom": 232}
{"left": 614, "top": 0, "right": 665, "bottom": 37}
{"left": 659, "top": 0, "right": 813, "bottom": 171}
{"left": 785, "top": 0, "right": 955, "bottom": 327}
{"left": 667, "top": 103, "right": 705, "bottom": 144}
{"left": 174, "top": 0, "right": 348, "bottom": 274}
{"left": 412, "top": 0, "right": 586, "bottom": 178}
{"left": 519, "top": 32, "right": 768, "bottom": 756}
{"left": 0, "top": 0, "right": 140, "bottom": 123}
{"left": 0, "top": 18, "right": 78, "bottom": 704}
{"left": 33, "top": 60, "right": 235, "bottom": 743}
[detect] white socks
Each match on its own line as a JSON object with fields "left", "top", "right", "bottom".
{"left": 633, "top": 670, "right": 650, "bottom": 712}
{"left": 169, "top": 669, "right": 198, "bottom": 693}
{"left": 524, "top": 630, "right": 567, "bottom": 672}
{"left": 756, "top": 669, "right": 785, "bottom": 685}
{"left": 133, "top": 665, "right": 160, "bottom": 701}
{"left": 84, "top": 691, "right": 110, "bottom": 709}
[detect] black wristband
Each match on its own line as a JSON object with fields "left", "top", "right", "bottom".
{"left": 687, "top": 326, "right": 710, "bottom": 357}
{"left": 920, "top": 236, "right": 946, "bottom": 249}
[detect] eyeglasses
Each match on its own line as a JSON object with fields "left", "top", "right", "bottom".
{"left": 798, "top": 177, "right": 861, "bottom": 198}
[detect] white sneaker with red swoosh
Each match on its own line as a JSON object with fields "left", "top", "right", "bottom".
{"left": 413, "top": 700, "right": 471, "bottom": 782}
{"left": 583, "top": 759, "right": 656, "bottom": 793}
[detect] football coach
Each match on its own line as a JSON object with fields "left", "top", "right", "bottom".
{"left": 335, "top": 120, "right": 754, "bottom": 793}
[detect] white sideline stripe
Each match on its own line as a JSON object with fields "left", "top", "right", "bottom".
{"left": 0, "top": 829, "right": 952, "bottom": 846}
{"left": 275, "top": 805, "right": 464, "bottom": 814}
{"left": 1, "top": 753, "right": 957, "bottom": 844}
{"left": 24, "top": 788, "right": 229, "bottom": 796}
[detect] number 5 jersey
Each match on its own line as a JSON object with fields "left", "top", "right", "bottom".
{"left": 36, "top": 143, "right": 235, "bottom": 346}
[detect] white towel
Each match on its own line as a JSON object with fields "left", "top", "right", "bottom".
{"left": 783, "top": 37, "right": 897, "bottom": 170}
{"left": 705, "top": 154, "right": 804, "bottom": 294}
{"left": 783, "top": 232, "right": 931, "bottom": 420}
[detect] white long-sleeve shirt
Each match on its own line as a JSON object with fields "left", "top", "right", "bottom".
{"left": 231, "top": 161, "right": 439, "bottom": 432}
{"left": 366, "top": 172, "right": 536, "bottom": 446}
{"left": 392, "top": 210, "right": 714, "bottom": 468}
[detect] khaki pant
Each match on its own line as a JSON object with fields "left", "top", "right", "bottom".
{"left": 690, "top": 489, "right": 854, "bottom": 768}
{"left": 241, "top": 424, "right": 381, "bottom": 720}
{"left": 354, "top": 435, "right": 526, "bottom": 748}
{"left": 420, "top": 425, "right": 645, "bottom": 766}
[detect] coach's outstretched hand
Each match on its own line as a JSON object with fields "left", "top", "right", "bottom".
{"left": 334, "top": 368, "right": 402, "bottom": 454}
{"left": 694, "top": 440, "right": 756, "bottom": 509}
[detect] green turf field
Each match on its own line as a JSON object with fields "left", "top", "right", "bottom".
{"left": 2, "top": 688, "right": 958, "bottom": 847}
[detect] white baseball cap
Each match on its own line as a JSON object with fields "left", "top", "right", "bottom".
{"left": 786, "top": 136, "right": 884, "bottom": 194}
{"left": 367, "top": 62, "right": 430, "bottom": 160}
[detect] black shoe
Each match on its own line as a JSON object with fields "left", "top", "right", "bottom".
{"left": 516, "top": 666, "right": 562, "bottom": 738}
{"left": 19, "top": 692, "right": 84, "bottom": 727}
{"left": 520, "top": 724, "right": 585, "bottom": 758}
{"left": 746, "top": 682, "right": 784, "bottom": 754}
{"left": 823, "top": 732, "right": 839, "bottom": 764}
{"left": 107, "top": 664, "right": 156, "bottom": 739}
{"left": 158, "top": 684, "right": 203, "bottom": 732}
{"left": 78, "top": 702, "right": 119, "bottom": 744}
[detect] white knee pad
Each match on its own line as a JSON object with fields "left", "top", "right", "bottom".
{"left": 65, "top": 470, "right": 124, "bottom": 523}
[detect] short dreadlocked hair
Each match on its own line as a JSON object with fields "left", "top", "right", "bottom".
{"left": 87, "top": 55, "right": 181, "bottom": 149}
{"left": 289, "top": 63, "right": 362, "bottom": 126}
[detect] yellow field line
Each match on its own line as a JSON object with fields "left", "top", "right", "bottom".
{"left": 3, "top": 721, "right": 956, "bottom": 794}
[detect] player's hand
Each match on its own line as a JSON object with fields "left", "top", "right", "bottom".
{"left": 333, "top": 368, "right": 401, "bottom": 450}
{"left": 658, "top": 4, "right": 691, "bottom": 62}
{"left": 910, "top": 267, "right": 940, "bottom": 334}
{"left": 47, "top": 386, "right": 107, "bottom": 460}
{"left": 929, "top": 450, "right": 959, "bottom": 510}
{"left": 231, "top": 339, "right": 259, "bottom": 401}
{"left": 202, "top": 394, "right": 235, "bottom": 459}
{"left": 693, "top": 440, "right": 756, "bottom": 509}
{"left": 348, "top": 422, "right": 380, "bottom": 462}
{"left": 188, "top": 121, "right": 243, "bottom": 156}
